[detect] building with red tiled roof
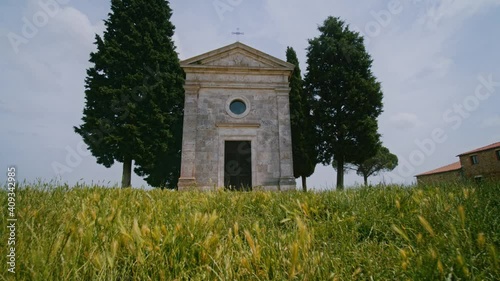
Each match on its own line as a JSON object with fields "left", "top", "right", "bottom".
{"left": 416, "top": 142, "right": 500, "bottom": 184}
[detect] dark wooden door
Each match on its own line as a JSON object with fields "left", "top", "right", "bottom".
{"left": 224, "top": 141, "right": 252, "bottom": 191}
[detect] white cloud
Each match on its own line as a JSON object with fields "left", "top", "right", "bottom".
{"left": 389, "top": 113, "right": 424, "bottom": 130}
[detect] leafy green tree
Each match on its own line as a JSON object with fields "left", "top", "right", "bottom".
{"left": 305, "top": 16, "right": 383, "bottom": 190}
{"left": 74, "top": 0, "right": 184, "bottom": 188}
{"left": 286, "top": 47, "right": 317, "bottom": 192}
{"left": 332, "top": 145, "right": 398, "bottom": 186}
{"left": 355, "top": 146, "right": 398, "bottom": 186}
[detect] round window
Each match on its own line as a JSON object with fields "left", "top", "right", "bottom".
{"left": 226, "top": 96, "right": 250, "bottom": 118}
{"left": 229, "top": 100, "right": 247, "bottom": 115}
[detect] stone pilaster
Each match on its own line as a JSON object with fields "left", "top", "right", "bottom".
{"left": 178, "top": 84, "right": 200, "bottom": 190}
{"left": 276, "top": 87, "right": 296, "bottom": 191}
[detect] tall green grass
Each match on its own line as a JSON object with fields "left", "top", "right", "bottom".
{"left": 1, "top": 183, "right": 499, "bottom": 280}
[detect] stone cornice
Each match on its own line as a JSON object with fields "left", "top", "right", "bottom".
{"left": 216, "top": 123, "right": 261, "bottom": 128}
{"left": 275, "top": 87, "right": 291, "bottom": 96}
{"left": 182, "top": 65, "right": 292, "bottom": 76}
{"left": 185, "top": 82, "right": 289, "bottom": 90}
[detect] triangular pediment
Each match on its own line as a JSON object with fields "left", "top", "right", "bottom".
{"left": 203, "top": 51, "right": 277, "bottom": 68}
{"left": 181, "top": 42, "right": 294, "bottom": 70}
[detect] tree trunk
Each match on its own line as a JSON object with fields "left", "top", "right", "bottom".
{"left": 336, "top": 157, "right": 344, "bottom": 190}
{"left": 364, "top": 174, "right": 368, "bottom": 186}
{"left": 301, "top": 176, "right": 307, "bottom": 192}
{"left": 121, "top": 157, "right": 132, "bottom": 188}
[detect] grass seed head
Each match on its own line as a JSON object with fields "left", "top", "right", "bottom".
{"left": 430, "top": 248, "right": 438, "bottom": 260}
{"left": 458, "top": 205, "right": 466, "bottom": 228}
{"left": 477, "top": 233, "right": 486, "bottom": 248}
{"left": 418, "top": 216, "right": 435, "bottom": 237}
{"left": 437, "top": 260, "right": 444, "bottom": 274}
{"left": 402, "top": 261, "right": 408, "bottom": 270}
{"left": 234, "top": 222, "right": 239, "bottom": 236}
{"left": 417, "top": 233, "right": 423, "bottom": 244}
{"left": 391, "top": 224, "right": 410, "bottom": 242}
{"left": 399, "top": 248, "right": 407, "bottom": 259}
{"left": 141, "top": 224, "right": 151, "bottom": 236}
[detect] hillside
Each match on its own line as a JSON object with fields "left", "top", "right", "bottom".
{"left": 1, "top": 183, "right": 499, "bottom": 280}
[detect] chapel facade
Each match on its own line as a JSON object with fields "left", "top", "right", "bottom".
{"left": 177, "top": 42, "right": 296, "bottom": 191}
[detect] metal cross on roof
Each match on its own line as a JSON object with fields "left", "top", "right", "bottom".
{"left": 232, "top": 28, "right": 244, "bottom": 41}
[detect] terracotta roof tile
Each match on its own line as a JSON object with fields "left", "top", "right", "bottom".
{"left": 415, "top": 161, "right": 462, "bottom": 177}
{"left": 458, "top": 142, "right": 500, "bottom": 156}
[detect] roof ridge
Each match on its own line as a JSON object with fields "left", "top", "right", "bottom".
{"left": 415, "top": 161, "right": 462, "bottom": 177}
{"left": 180, "top": 41, "right": 294, "bottom": 70}
{"left": 457, "top": 141, "right": 500, "bottom": 156}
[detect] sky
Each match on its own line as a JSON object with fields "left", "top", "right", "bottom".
{"left": 1, "top": 0, "right": 499, "bottom": 189}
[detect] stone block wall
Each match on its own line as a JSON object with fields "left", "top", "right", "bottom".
{"left": 460, "top": 149, "right": 500, "bottom": 181}
{"left": 416, "top": 170, "right": 462, "bottom": 185}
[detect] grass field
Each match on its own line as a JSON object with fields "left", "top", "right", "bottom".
{"left": 1, "top": 182, "right": 499, "bottom": 280}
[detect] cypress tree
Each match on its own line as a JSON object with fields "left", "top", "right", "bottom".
{"left": 286, "top": 47, "right": 317, "bottom": 192}
{"left": 74, "top": 0, "right": 184, "bottom": 188}
{"left": 305, "top": 16, "right": 383, "bottom": 190}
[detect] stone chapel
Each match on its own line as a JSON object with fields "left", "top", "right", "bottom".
{"left": 177, "top": 42, "right": 296, "bottom": 191}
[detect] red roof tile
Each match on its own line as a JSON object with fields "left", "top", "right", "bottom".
{"left": 457, "top": 142, "right": 500, "bottom": 156}
{"left": 415, "top": 161, "right": 462, "bottom": 177}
